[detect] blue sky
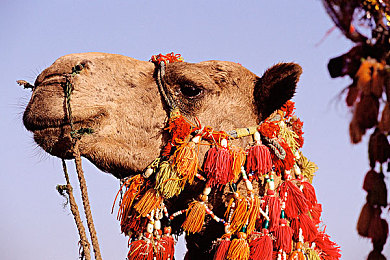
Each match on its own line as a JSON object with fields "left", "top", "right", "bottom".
{"left": 1, "top": 0, "right": 388, "bottom": 259}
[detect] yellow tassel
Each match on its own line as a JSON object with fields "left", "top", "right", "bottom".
{"left": 227, "top": 232, "right": 249, "bottom": 260}
{"left": 278, "top": 121, "right": 300, "bottom": 153}
{"left": 230, "top": 146, "right": 246, "bottom": 182}
{"left": 155, "top": 161, "right": 183, "bottom": 199}
{"left": 305, "top": 248, "right": 321, "bottom": 260}
{"left": 182, "top": 200, "right": 206, "bottom": 233}
{"left": 246, "top": 195, "right": 260, "bottom": 235}
{"left": 134, "top": 188, "right": 162, "bottom": 217}
{"left": 172, "top": 140, "right": 199, "bottom": 185}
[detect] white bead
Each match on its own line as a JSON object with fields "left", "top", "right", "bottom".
{"left": 192, "top": 136, "right": 201, "bottom": 144}
{"left": 254, "top": 131, "right": 261, "bottom": 142}
{"left": 224, "top": 225, "right": 230, "bottom": 234}
{"left": 154, "top": 220, "right": 161, "bottom": 230}
{"left": 268, "top": 180, "right": 275, "bottom": 191}
{"left": 294, "top": 164, "right": 301, "bottom": 175}
{"left": 203, "top": 186, "right": 212, "bottom": 195}
{"left": 221, "top": 139, "right": 228, "bottom": 148}
{"left": 294, "top": 150, "right": 300, "bottom": 159}
{"left": 146, "top": 223, "right": 154, "bottom": 233}
{"left": 143, "top": 168, "right": 154, "bottom": 178}
{"left": 245, "top": 180, "right": 253, "bottom": 191}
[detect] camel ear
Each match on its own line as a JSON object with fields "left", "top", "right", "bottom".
{"left": 254, "top": 63, "right": 302, "bottom": 120}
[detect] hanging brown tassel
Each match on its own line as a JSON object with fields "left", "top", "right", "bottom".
{"left": 367, "top": 250, "right": 386, "bottom": 260}
{"left": 249, "top": 230, "right": 272, "bottom": 260}
{"left": 368, "top": 207, "right": 388, "bottom": 245}
{"left": 353, "top": 94, "right": 380, "bottom": 131}
{"left": 379, "top": 102, "right": 390, "bottom": 133}
{"left": 213, "top": 235, "right": 231, "bottom": 260}
{"left": 182, "top": 200, "right": 207, "bottom": 233}
{"left": 346, "top": 82, "right": 359, "bottom": 107}
{"left": 263, "top": 190, "right": 281, "bottom": 231}
{"left": 279, "top": 180, "right": 309, "bottom": 219}
{"left": 357, "top": 203, "right": 374, "bottom": 237}
{"left": 349, "top": 118, "right": 365, "bottom": 144}
{"left": 128, "top": 233, "right": 154, "bottom": 260}
{"left": 366, "top": 171, "right": 388, "bottom": 207}
{"left": 226, "top": 232, "right": 250, "bottom": 260}
{"left": 204, "top": 145, "right": 234, "bottom": 186}
{"left": 368, "top": 128, "right": 390, "bottom": 168}
{"left": 134, "top": 188, "right": 162, "bottom": 217}
{"left": 274, "top": 219, "right": 293, "bottom": 253}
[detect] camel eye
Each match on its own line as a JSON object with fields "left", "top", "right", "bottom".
{"left": 180, "top": 84, "right": 203, "bottom": 98}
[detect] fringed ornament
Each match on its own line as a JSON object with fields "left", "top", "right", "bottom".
{"left": 246, "top": 131, "right": 272, "bottom": 180}
{"left": 225, "top": 192, "right": 249, "bottom": 234}
{"left": 291, "top": 213, "right": 318, "bottom": 242}
{"left": 313, "top": 231, "right": 341, "bottom": 260}
{"left": 368, "top": 128, "right": 390, "bottom": 168}
{"left": 378, "top": 102, "right": 390, "bottom": 132}
{"left": 356, "top": 58, "right": 384, "bottom": 98}
{"left": 346, "top": 82, "right": 359, "bottom": 107}
{"left": 160, "top": 227, "right": 175, "bottom": 260}
{"left": 230, "top": 146, "right": 246, "bottom": 182}
{"left": 301, "top": 181, "right": 317, "bottom": 209}
{"left": 366, "top": 171, "right": 388, "bottom": 207}
{"left": 213, "top": 234, "right": 232, "bottom": 260}
{"left": 367, "top": 250, "right": 386, "bottom": 260}
{"left": 273, "top": 218, "right": 293, "bottom": 254}
{"left": 155, "top": 161, "right": 182, "bottom": 198}
{"left": 279, "top": 180, "right": 309, "bottom": 219}
{"left": 182, "top": 200, "right": 207, "bottom": 233}
{"left": 249, "top": 229, "right": 272, "bottom": 260}
{"left": 172, "top": 136, "right": 200, "bottom": 185}
{"left": 227, "top": 232, "right": 250, "bottom": 260}
{"left": 246, "top": 195, "right": 261, "bottom": 235}
{"left": 288, "top": 241, "right": 305, "bottom": 260}
{"left": 128, "top": 233, "right": 154, "bottom": 260}
{"left": 305, "top": 248, "right": 321, "bottom": 260}
{"left": 309, "top": 203, "right": 322, "bottom": 225}
{"left": 263, "top": 189, "right": 281, "bottom": 231}
{"left": 353, "top": 94, "right": 380, "bottom": 131}
{"left": 368, "top": 207, "right": 388, "bottom": 245}
{"left": 134, "top": 188, "right": 163, "bottom": 217}
{"left": 204, "top": 140, "right": 234, "bottom": 186}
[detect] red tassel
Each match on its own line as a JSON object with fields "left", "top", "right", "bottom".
{"left": 246, "top": 141, "right": 272, "bottom": 180}
{"left": 270, "top": 140, "right": 295, "bottom": 174}
{"left": 160, "top": 227, "right": 175, "bottom": 260}
{"left": 128, "top": 234, "right": 154, "bottom": 260}
{"left": 204, "top": 146, "right": 233, "bottom": 186}
{"left": 309, "top": 203, "right": 322, "bottom": 225}
{"left": 213, "top": 235, "right": 231, "bottom": 260}
{"left": 263, "top": 190, "right": 281, "bottom": 231}
{"left": 226, "top": 232, "right": 250, "bottom": 260}
{"left": 279, "top": 180, "right": 309, "bottom": 219}
{"left": 291, "top": 213, "right": 318, "bottom": 242}
{"left": 249, "top": 229, "right": 272, "bottom": 260}
{"left": 273, "top": 219, "right": 293, "bottom": 253}
{"left": 314, "top": 230, "right": 341, "bottom": 260}
{"left": 301, "top": 181, "right": 317, "bottom": 208}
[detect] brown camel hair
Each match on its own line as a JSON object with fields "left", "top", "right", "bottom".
{"left": 23, "top": 52, "right": 302, "bottom": 259}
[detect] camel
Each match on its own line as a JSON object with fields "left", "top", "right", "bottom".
{"left": 22, "top": 52, "right": 317, "bottom": 259}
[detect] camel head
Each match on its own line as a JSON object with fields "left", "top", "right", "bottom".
{"left": 23, "top": 52, "right": 302, "bottom": 179}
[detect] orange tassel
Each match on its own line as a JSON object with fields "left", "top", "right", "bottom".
{"left": 225, "top": 193, "right": 249, "bottom": 234}
{"left": 230, "top": 146, "right": 246, "bottom": 181}
{"left": 182, "top": 200, "right": 206, "bottom": 233}
{"left": 246, "top": 195, "right": 260, "bottom": 235}
{"left": 288, "top": 242, "right": 305, "bottom": 260}
{"left": 134, "top": 188, "right": 162, "bottom": 217}
{"left": 291, "top": 213, "right": 318, "bottom": 242}
{"left": 172, "top": 140, "right": 199, "bottom": 185}
{"left": 115, "top": 175, "right": 145, "bottom": 221}
{"left": 227, "top": 232, "right": 250, "bottom": 260}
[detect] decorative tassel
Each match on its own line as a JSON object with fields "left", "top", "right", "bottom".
{"left": 230, "top": 146, "right": 246, "bottom": 182}
{"left": 365, "top": 171, "right": 388, "bottom": 207}
{"left": 301, "top": 181, "right": 317, "bottom": 209}
{"left": 279, "top": 180, "right": 309, "bottom": 219}
{"left": 128, "top": 233, "right": 154, "bottom": 260}
{"left": 115, "top": 175, "right": 145, "bottom": 221}
{"left": 271, "top": 140, "right": 295, "bottom": 174}
{"left": 246, "top": 195, "right": 260, "bottom": 235}
{"left": 305, "top": 248, "right": 321, "bottom": 260}
{"left": 291, "top": 213, "right": 318, "bottom": 242}
{"left": 214, "top": 234, "right": 232, "bottom": 260}
{"left": 288, "top": 242, "right": 305, "bottom": 260}
{"left": 227, "top": 232, "right": 250, "bottom": 260}
{"left": 379, "top": 102, "right": 390, "bottom": 132}
{"left": 172, "top": 136, "right": 200, "bottom": 185}
{"left": 356, "top": 58, "right": 384, "bottom": 98}
{"left": 274, "top": 219, "right": 293, "bottom": 253}
{"left": 160, "top": 227, "right": 175, "bottom": 260}
{"left": 263, "top": 190, "right": 281, "bottom": 231}
{"left": 309, "top": 203, "right": 322, "bottom": 225}
{"left": 368, "top": 207, "right": 388, "bottom": 245}
{"left": 204, "top": 141, "right": 234, "bottom": 186}
{"left": 155, "top": 161, "right": 182, "bottom": 199}
{"left": 345, "top": 82, "right": 359, "bottom": 107}
{"left": 352, "top": 94, "right": 379, "bottom": 131}
{"left": 249, "top": 229, "right": 272, "bottom": 260}
{"left": 349, "top": 118, "right": 365, "bottom": 144}
{"left": 134, "top": 188, "right": 162, "bottom": 217}
{"left": 182, "top": 200, "right": 207, "bottom": 233}
{"left": 246, "top": 132, "right": 272, "bottom": 180}
{"left": 367, "top": 250, "right": 386, "bottom": 260}
{"left": 225, "top": 192, "right": 249, "bottom": 234}
{"left": 368, "top": 128, "right": 390, "bottom": 168}
{"left": 313, "top": 231, "right": 341, "bottom": 260}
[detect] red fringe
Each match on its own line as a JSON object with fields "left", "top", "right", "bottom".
{"left": 204, "top": 146, "right": 233, "bottom": 186}
{"left": 310, "top": 203, "right": 322, "bottom": 225}
{"left": 258, "top": 121, "right": 280, "bottom": 139}
{"left": 314, "top": 230, "right": 341, "bottom": 260}
{"left": 226, "top": 236, "right": 250, "bottom": 260}
{"left": 290, "top": 117, "right": 304, "bottom": 148}
{"left": 213, "top": 239, "right": 231, "bottom": 260}
{"left": 128, "top": 238, "right": 154, "bottom": 260}
{"left": 162, "top": 114, "right": 192, "bottom": 157}
{"left": 263, "top": 191, "right": 281, "bottom": 231}
{"left": 301, "top": 181, "right": 317, "bottom": 208}
{"left": 278, "top": 180, "right": 309, "bottom": 219}
{"left": 246, "top": 143, "right": 272, "bottom": 179}
{"left": 270, "top": 140, "right": 295, "bottom": 174}
{"left": 160, "top": 235, "right": 175, "bottom": 260}
{"left": 273, "top": 219, "right": 293, "bottom": 253}
{"left": 249, "top": 235, "right": 273, "bottom": 260}
{"left": 291, "top": 213, "right": 318, "bottom": 242}
{"left": 281, "top": 100, "right": 295, "bottom": 118}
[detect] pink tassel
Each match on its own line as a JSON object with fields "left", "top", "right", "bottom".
{"left": 204, "top": 146, "right": 233, "bottom": 186}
